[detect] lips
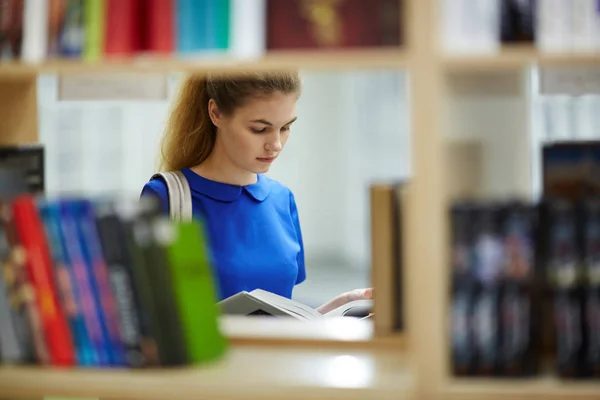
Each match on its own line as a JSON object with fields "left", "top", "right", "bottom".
{"left": 257, "top": 156, "right": 276, "bottom": 163}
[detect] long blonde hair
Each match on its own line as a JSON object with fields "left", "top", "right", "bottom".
{"left": 159, "top": 71, "right": 302, "bottom": 172}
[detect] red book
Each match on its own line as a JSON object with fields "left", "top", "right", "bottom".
{"left": 104, "top": 0, "right": 142, "bottom": 57}
{"left": 12, "top": 196, "right": 75, "bottom": 366}
{"left": 147, "top": 0, "right": 174, "bottom": 54}
{"left": 266, "top": 0, "right": 402, "bottom": 50}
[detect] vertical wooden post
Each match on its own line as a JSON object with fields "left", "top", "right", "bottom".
{"left": 0, "top": 76, "right": 39, "bottom": 145}
{"left": 404, "top": 0, "right": 448, "bottom": 397}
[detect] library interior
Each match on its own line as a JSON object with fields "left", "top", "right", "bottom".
{"left": 1, "top": 0, "right": 600, "bottom": 399}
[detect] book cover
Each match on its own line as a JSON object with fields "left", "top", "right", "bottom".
{"left": 266, "top": 0, "right": 402, "bottom": 50}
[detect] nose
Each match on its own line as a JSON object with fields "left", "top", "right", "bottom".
{"left": 265, "top": 133, "right": 282, "bottom": 152}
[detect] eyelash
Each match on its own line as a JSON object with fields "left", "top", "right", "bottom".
{"left": 251, "top": 126, "right": 291, "bottom": 134}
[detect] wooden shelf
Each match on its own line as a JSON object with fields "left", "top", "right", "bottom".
{"left": 443, "top": 46, "right": 600, "bottom": 72}
{"left": 0, "top": 48, "right": 409, "bottom": 78}
{"left": 0, "top": 345, "right": 414, "bottom": 400}
{"left": 442, "top": 376, "right": 600, "bottom": 400}
{"left": 222, "top": 316, "right": 407, "bottom": 350}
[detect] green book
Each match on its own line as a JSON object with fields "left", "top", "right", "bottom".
{"left": 215, "top": 0, "right": 230, "bottom": 50}
{"left": 154, "top": 219, "right": 227, "bottom": 364}
{"left": 83, "top": 0, "right": 105, "bottom": 61}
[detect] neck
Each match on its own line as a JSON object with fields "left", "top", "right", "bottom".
{"left": 191, "top": 140, "right": 257, "bottom": 186}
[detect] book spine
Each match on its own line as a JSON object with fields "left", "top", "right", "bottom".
{"left": 133, "top": 207, "right": 187, "bottom": 366}
{"left": 159, "top": 220, "right": 227, "bottom": 364}
{"left": 0, "top": 221, "right": 26, "bottom": 363}
{"left": 59, "top": 200, "right": 109, "bottom": 366}
{"left": 58, "top": 0, "right": 84, "bottom": 57}
{"left": 83, "top": 0, "right": 105, "bottom": 61}
{"left": 146, "top": 0, "right": 173, "bottom": 54}
{"left": 73, "top": 199, "right": 125, "bottom": 366}
{"left": 94, "top": 203, "right": 145, "bottom": 368}
{"left": 21, "top": 0, "right": 48, "bottom": 63}
{"left": 39, "top": 200, "right": 96, "bottom": 366}
{"left": 12, "top": 196, "right": 75, "bottom": 366}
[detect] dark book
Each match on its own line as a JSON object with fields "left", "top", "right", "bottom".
{"left": 449, "top": 203, "right": 477, "bottom": 376}
{"left": 498, "top": 202, "right": 540, "bottom": 377}
{"left": 0, "top": 145, "right": 44, "bottom": 195}
{"left": 266, "top": 0, "right": 402, "bottom": 50}
{"left": 94, "top": 199, "right": 146, "bottom": 368}
{"left": 579, "top": 198, "right": 600, "bottom": 377}
{"left": 115, "top": 198, "right": 162, "bottom": 367}
{"left": 131, "top": 199, "right": 187, "bottom": 366}
{"left": 540, "top": 199, "right": 586, "bottom": 378}
{"left": 0, "top": 0, "right": 24, "bottom": 60}
{"left": 500, "top": 0, "right": 536, "bottom": 43}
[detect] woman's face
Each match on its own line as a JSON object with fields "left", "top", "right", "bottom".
{"left": 209, "top": 91, "right": 298, "bottom": 174}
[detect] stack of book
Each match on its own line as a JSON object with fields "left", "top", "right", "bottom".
{"left": 442, "top": 0, "right": 600, "bottom": 54}
{"left": 0, "top": 193, "right": 227, "bottom": 368}
{"left": 449, "top": 197, "right": 600, "bottom": 379}
{"left": 0, "top": 0, "right": 403, "bottom": 63}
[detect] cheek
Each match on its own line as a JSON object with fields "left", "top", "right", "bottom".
{"left": 221, "top": 123, "right": 261, "bottom": 153}
{"left": 280, "top": 131, "right": 291, "bottom": 147}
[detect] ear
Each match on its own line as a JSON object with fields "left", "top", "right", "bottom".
{"left": 207, "top": 98, "right": 223, "bottom": 128}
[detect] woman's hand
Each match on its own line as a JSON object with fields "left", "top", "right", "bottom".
{"left": 316, "top": 288, "right": 373, "bottom": 314}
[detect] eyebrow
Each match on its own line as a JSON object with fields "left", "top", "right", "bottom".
{"left": 251, "top": 117, "right": 297, "bottom": 126}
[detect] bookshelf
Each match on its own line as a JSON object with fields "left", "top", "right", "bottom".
{"left": 1, "top": 1, "right": 600, "bottom": 399}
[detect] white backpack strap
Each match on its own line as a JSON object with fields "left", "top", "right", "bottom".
{"left": 150, "top": 171, "right": 193, "bottom": 222}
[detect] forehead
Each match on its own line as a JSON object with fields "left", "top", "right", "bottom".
{"left": 235, "top": 92, "right": 297, "bottom": 122}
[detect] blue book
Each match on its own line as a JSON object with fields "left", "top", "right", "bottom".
{"left": 59, "top": 199, "right": 110, "bottom": 366}
{"left": 38, "top": 200, "right": 97, "bottom": 366}
{"left": 69, "top": 199, "right": 127, "bottom": 367}
{"left": 177, "top": 0, "right": 211, "bottom": 54}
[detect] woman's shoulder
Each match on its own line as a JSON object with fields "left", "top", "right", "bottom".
{"left": 261, "top": 175, "right": 294, "bottom": 199}
{"left": 140, "top": 177, "right": 169, "bottom": 213}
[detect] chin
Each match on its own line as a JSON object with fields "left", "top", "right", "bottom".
{"left": 254, "top": 164, "right": 272, "bottom": 174}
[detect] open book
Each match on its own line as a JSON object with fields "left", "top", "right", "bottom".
{"left": 217, "top": 289, "right": 372, "bottom": 320}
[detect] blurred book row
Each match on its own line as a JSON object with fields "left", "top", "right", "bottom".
{"left": 442, "top": 0, "right": 600, "bottom": 54}
{"left": 0, "top": 0, "right": 403, "bottom": 64}
{"left": 0, "top": 158, "right": 227, "bottom": 367}
{"left": 450, "top": 196, "right": 600, "bottom": 379}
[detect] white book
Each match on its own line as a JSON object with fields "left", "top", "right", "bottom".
{"left": 441, "top": 0, "right": 500, "bottom": 54}
{"left": 21, "top": 0, "right": 48, "bottom": 63}
{"left": 218, "top": 289, "right": 373, "bottom": 320}
{"left": 570, "top": 0, "right": 600, "bottom": 52}
{"left": 537, "top": 0, "right": 572, "bottom": 53}
{"left": 229, "top": 0, "right": 266, "bottom": 60}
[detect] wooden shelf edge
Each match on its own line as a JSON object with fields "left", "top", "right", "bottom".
{"left": 443, "top": 46, "right": 600, "bottom": 73}
{"left": 0, "top": 48, "right": 409, "bottom": 78}
{"left": 441, "top": 376, "right": 600, "bottom": 400}
{"left": 222, "top": 316, "right": 407, "bottom": 351}
{"left": 0, "top": 345, "right": 415, "bottom": 400}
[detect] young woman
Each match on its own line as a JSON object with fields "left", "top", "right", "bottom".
{"left": 141, "top": 71, "right": 371, "bottom": 314}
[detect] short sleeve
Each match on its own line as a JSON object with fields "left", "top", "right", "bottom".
{"left": 289, "top": 191, "right": 306, "bottom": 285}
{"left": 140, "top": 179, "right": 170, "bottom": 216}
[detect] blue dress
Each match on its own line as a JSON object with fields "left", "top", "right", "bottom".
{"left": 140, "top": 168, "right": 306, "bottom": 300}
